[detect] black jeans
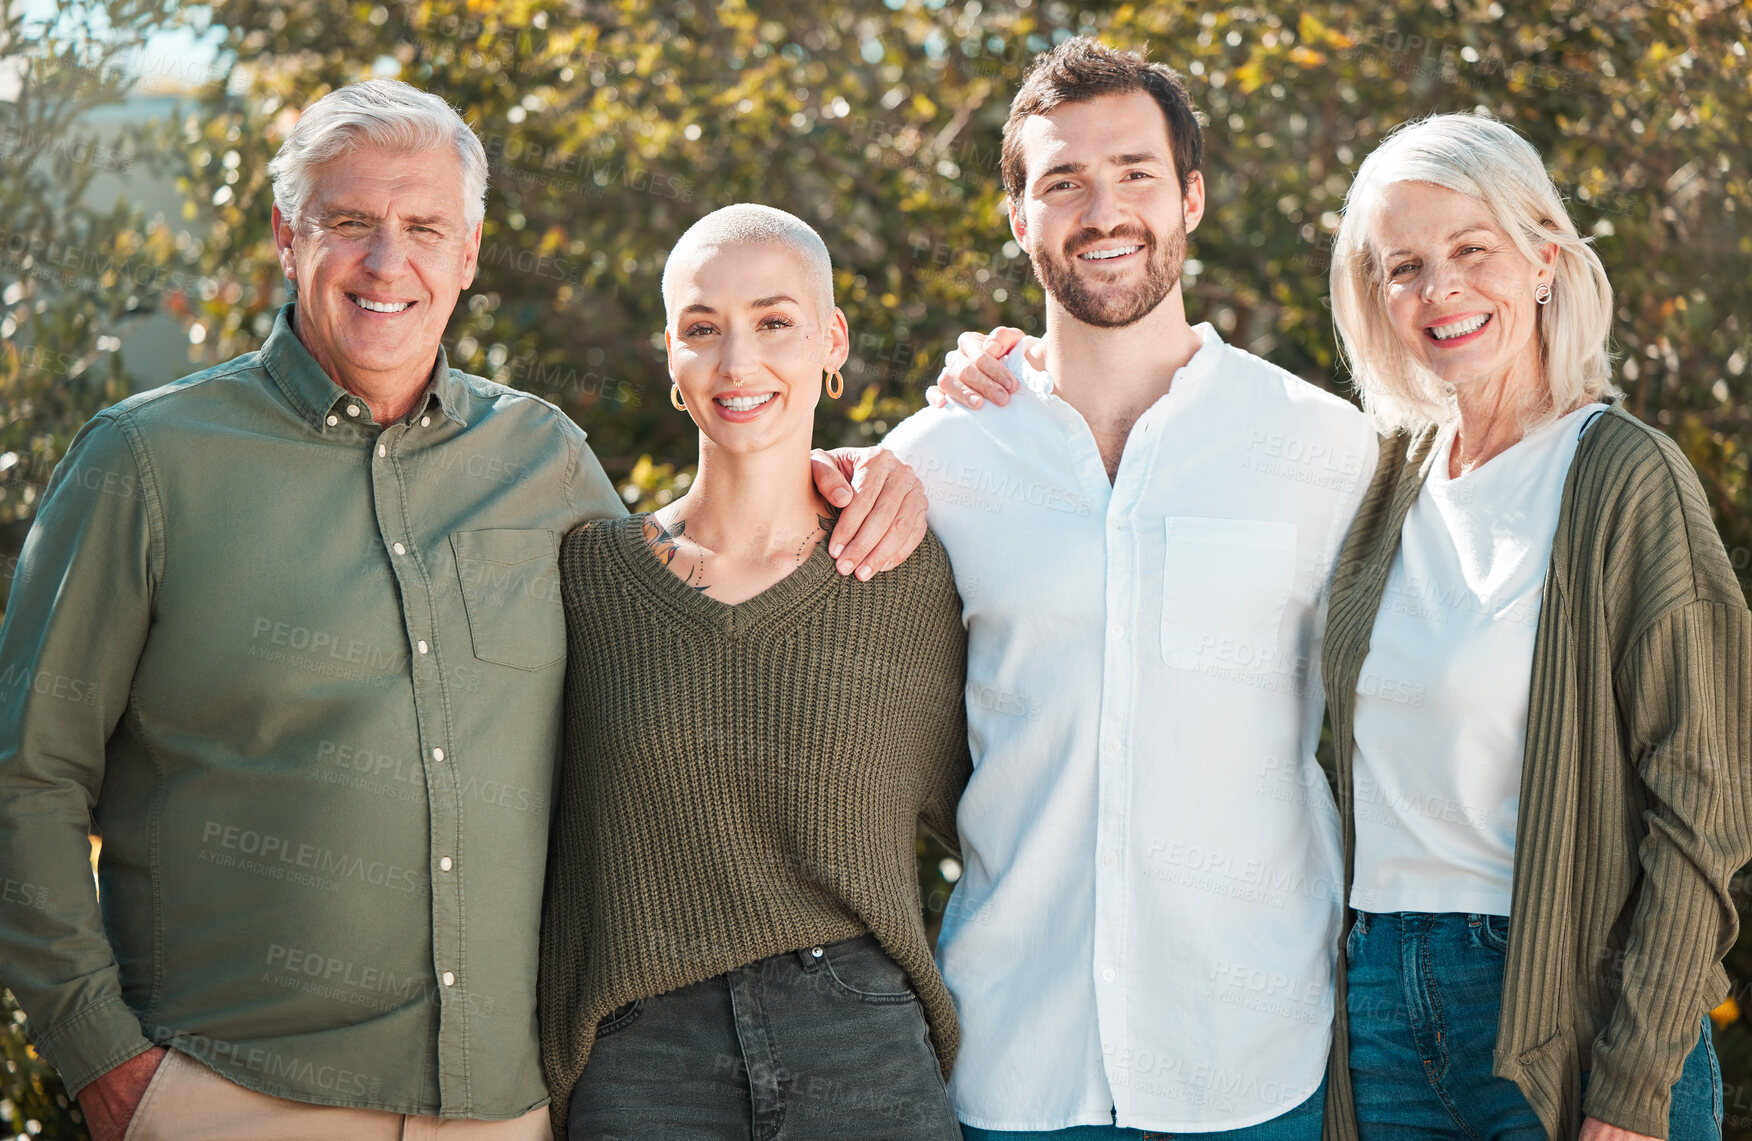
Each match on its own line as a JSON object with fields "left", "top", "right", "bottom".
{"left": 568, "top": 934, "right": 961, "bottom": 1140}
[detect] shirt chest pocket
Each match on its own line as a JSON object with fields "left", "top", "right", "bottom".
{"left": 451, "top": 529, "right": 565, "bottom": 671}
{"left": 1160, "top": 517, "right": 1298, "bottom": 671}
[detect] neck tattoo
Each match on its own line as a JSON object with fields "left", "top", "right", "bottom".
{"left": 642, "top": 509, "right": 839, "bottom": 596}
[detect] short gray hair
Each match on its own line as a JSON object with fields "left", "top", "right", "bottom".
{"left": 1329, "top": 112, "right": 1617, "bottom": 434}
{"left": 268, "top": 78, "right": 489, "bottom": 229}
{"left": 661, "top": 204, "right": 834, "bottom": 326}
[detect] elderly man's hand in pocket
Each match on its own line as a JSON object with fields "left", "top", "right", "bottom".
{"left": 77, "top": 1046, "right": 168, "bottom": 1141}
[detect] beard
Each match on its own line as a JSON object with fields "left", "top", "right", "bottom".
{"left": 1031, "top": 217, "right": 1187, "bottom": 329}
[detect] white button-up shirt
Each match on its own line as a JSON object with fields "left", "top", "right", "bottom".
{"left": 884, "top": 324, "right": 1378, "bottom": 1131}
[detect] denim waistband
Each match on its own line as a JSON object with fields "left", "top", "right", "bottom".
{"left": 1351, "top": 909, "right": 1507, "bottom": 934}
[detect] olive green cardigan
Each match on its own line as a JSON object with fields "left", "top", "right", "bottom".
{"left": 1319, "top": 405, "right": 1752, "bottom": 1139}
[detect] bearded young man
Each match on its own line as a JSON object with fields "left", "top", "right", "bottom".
{"left": 882, "top": 39, "right": 1379, "bottom": 1139}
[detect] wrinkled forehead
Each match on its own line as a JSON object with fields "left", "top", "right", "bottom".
{"left": 305, "top": 144, "right": 469, "bottom": 219}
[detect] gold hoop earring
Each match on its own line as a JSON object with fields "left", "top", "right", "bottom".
{"left": 671, "top": 384, "right": 687, "bottom": 411}
{"left": 825, "top": 370, "right": 844, "bottom": 399}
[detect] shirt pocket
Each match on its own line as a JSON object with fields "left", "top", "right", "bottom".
{"left": 450, "top": 528, "right": 564, "bottom": 670}
{"left": 1160, "top": 517, "right": 1298, "bottom": 671}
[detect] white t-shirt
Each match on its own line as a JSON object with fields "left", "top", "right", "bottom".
{"left": 1350, "top": 403, "right": 1606, "bottom": 916}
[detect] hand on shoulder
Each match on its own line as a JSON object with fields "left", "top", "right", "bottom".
{"left": 927, "top": 327, "right": 1029, "bottom": 410}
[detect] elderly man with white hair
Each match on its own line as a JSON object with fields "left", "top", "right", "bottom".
{"left": 0, "top": 78, "right": 925, "bottom": 1140}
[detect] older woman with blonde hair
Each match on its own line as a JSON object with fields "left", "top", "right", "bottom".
{"left": 1320, "top": 112, "right": 1751, "bottom": 1141}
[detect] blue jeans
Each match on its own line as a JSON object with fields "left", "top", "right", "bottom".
{"left": 959, "top": 1078, "right": 1325, "bottom": 1141}
{"left": 1347, "top": 910, "right": 1723, "bottom": 1139}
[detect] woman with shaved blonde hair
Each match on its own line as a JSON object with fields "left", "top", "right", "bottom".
{"left": 538, "top": 204, "right": 968, "bottom": 1140}
{"left": 1319, "top": 112, "right": 1750, "bottom": 1141}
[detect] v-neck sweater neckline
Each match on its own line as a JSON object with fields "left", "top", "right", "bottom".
{"left": 608, "top": 512, "right": 839, "bottom": 636}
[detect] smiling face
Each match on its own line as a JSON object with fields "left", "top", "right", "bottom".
{"left": 664, "top": 242, "right": 849, "bottom": 456}
{"left": 1373, "top": 180, "right": 1554, "bottom": 400}
{"left": 273, "top": 143, "right": 481, "bottom": 405}
{"left": 1009, "top": 90, "right": 1204, "bottom": 329}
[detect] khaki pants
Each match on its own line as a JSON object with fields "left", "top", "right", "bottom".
{"left": 123, "top": 1050, "right": 552, "bottom": 1141}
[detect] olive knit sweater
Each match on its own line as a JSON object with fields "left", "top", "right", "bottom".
{"left": 538, "top": 515, "right": 972, "bottom": 1131}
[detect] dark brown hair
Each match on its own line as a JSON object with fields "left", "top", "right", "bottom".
{"left": 1000, "top": 37, "right": 1203, "bottom": 202}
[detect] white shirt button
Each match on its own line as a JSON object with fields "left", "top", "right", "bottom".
{"left": 1102, "top": 968, "right": 1116, "bottom": 982}
{"left": 420, "top": 415, "right": 431, "bottom": 427}
{"left": 432, "top": 747, "right": 445, "bottom": 762}
{"left": 1104, "top": 853, "right": 1118, "bottom": 868}
{"left": 439, "top": 857, "right": 453, "bottom": 871}
{"left": 325, "top": 414, "right": 339, "bottom": 427}
{"left": 393, "top": 542, "right": 406, "bottom": 555}
{"left": 1105, "top": 739, "right": 1120, "bottom": 753}
{"left": 377, "top": 443, "right": 387, "bottom": 457}
{"left": 442, "top": 971, "right": 455, "bottom": 986}
{"left": 1110, "top": 624, "right": 1124, "bottom": 639}
{"left": 345, "top": 405, "right": 360, "bottom": 417}
{"left": 417, "top": 640, "right": 429, "bottom": 654}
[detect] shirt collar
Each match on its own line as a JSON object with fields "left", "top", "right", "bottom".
{"left": 261, "top": 302, "right": 470, "bottom": 432}
{"left": 1002, "top": 321, "right": 1226, "bottom": 396}
{"left": 425, "top": 347, "right": 471, "bottom": 427}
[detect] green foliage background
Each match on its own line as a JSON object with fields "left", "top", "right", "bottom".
{"left": 2, "top": 0, "right": 1750, "bottom": 1136}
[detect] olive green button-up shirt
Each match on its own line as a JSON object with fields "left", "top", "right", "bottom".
{"left": 0, "top": 304, "right": 623, "bottom": 1117}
